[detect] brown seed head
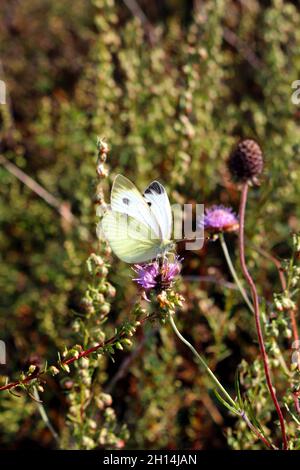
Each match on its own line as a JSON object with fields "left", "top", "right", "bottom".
{"left": 227, "top": 139, "right": 264, "bottom": 184}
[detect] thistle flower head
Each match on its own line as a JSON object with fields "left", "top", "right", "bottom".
{"left": 133, "top": 257, "right": 181, "bottom": 292}
{"left": 227, "top": 139, "right": 264, "bottom": 184}
{"left": 133, "top": 263, "right": 159, "bottom": 290}
{"left": 199, "top": 205, "right": 239, "bottom": 233}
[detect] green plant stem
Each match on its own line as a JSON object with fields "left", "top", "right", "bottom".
{"left": 169, "top": 314, "right": 236, "bottom": 408}
{"left": 169, "top": 313, "right": 274, "bottom": 449}
{"left": 219, "top": 233, "right": 253, "bottom": 312}
{"left": 220, "top": 234, "right": 290, "bottom": 377}
{"left": 240, "top": 411, "right": 275, "bottom": 449}
{"left": 33, "top": 387, "right": 59, "bottom": 444}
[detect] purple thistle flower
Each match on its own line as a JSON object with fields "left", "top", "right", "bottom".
{"left": 199, "top": 205, "right": 239, "bottom": 233}
{"left": 133, "top": 263, "right": 160, "bottom": 290}
{"left": 133, "top": 257, "right": 181, "bottom": 291}
{"left": 160, "top": 259, "right": 181, "bottom": 285}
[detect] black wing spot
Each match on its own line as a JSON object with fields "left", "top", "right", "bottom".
{"left": 122, "top": 197, "right": 130, "bottom": 205}
{"left": 147, "top": 202, "right": 152, "bottom": 207}
{"left": 145, "top": 181, "right": 164, "bottom": 195}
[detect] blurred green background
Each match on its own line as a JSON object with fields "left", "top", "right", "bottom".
{"left": 0, "top": 0, "right": 300, "bottom": 450}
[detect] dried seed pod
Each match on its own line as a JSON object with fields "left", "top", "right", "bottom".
{"left": 227, "top": 139, "right": 264, "bottom": 184}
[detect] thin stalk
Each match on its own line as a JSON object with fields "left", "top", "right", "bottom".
{"left": 251, "top": 243, "right": 299, "bottom": 369}
{"left": 238, "top": 183, "right": 288, "bottom": 450}
{"left": 169, "top": 314, "right": 236, "bottom": 407}
{"left": 219, "top": 233, "right": 254, "bottom": 312}
{"left": 240, "top": 411, "right": 275, "bottom": 449}
{"left": 33, "top": 387, "right": 59, "bottom": 444}
{"left": 169, "top": 313, "right": 274, "bottom": 449}
{"left": 220, "top": 234, "right": 290, "bottom": 377}
{"left": 286, "top": 253, "right": 300, "bottom": 361}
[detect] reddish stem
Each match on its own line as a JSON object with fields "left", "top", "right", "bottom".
{"left": 289, "top": 310, "right": 299, "bottom": 350}
{"left": 256, "top": 247, "right": 300, "bottom": 367}
{"left": 240, "top": 411, "right": 275, "bottom": 450}
{"left": 293, "top": 392, "right": 300, "bottom": 414}
{"left": 239, "top": 183, "right": 288, "bottom": 450}
{"left": 256, "top": 243, "right": 300, "bottom": 410}
{"left": 255, "top": 245, "right": 287, "bottom": 292}
{"left": 262, "top": 252, "right": 300, "bottom": 348}
{"left": 0, "top": 313, "right": 154, "bottom": 392}
{"left": 0, "top": 369, "right": 40, "bottom": 392}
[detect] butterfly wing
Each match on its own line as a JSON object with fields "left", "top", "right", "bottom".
{"left": 99, "top": 210, "right": 163, "bottom": 263}
{"left": 143, "top": 181, "right": 172, "bottom": 240}
{"left": 111, "top": 174, "right": 160, "bottom": 239}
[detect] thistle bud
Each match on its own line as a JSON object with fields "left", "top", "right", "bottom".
{"left": 106, "top": 283, "right": 116, "bottom": 298}
{"left": 122, "top": 338, "right": 133, "bottom": 348}
{"left": 28, "top": 365, "right": 37, "bottom": 374}
{"left": 100, "top": 393, "right": 113, "bottom": 406}
{"left": 99, "top": 302, "right": 111, "bottom": 316}
{"left": 82, "top": 436, "right": 95, "bottom": 450}
{"left": 80, "top": 357, "right": 90, "bottom": 369}
{"left": 49, "top": 366, "right": 60, "bottom": 376}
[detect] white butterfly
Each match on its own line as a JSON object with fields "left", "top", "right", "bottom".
{"left": 99, "top": 174, "right": 174, "bottom": 263}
